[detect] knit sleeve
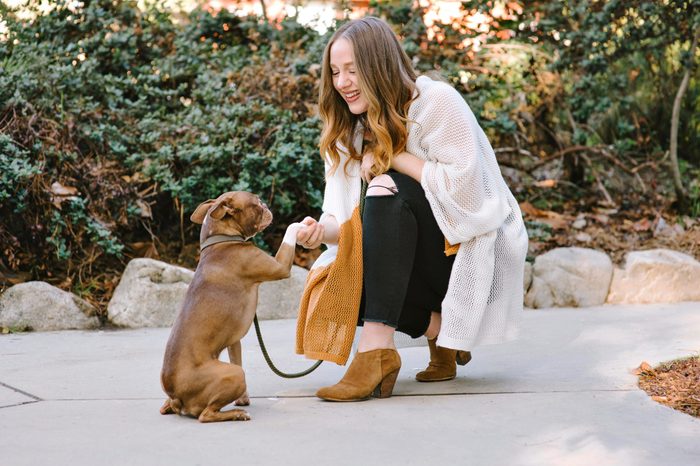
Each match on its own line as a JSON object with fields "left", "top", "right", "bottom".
{"left": 414, "top": 81, "right": 511, "bottom": 245}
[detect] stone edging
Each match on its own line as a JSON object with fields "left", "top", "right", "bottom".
{"left": 1, "top": 247, "right": 699, "bottom": 331}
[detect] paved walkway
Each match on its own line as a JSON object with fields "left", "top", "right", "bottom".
{"left": 1, "top": 302, "right": 699, "bottom": 466}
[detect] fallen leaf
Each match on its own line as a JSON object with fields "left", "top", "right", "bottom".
{"left": 572, "top": 218, "right": 587, "bottom": 229}
{"left": 633, "top": 218, "right": 652, "bottom": 232}
{"left": 136, "top": 199, "right": 152, "bottom": 219}
{"left": 50, "top": 181, "right": 78, "bottom": 197}
{"left": 49, "top": 181, "right": 80, "bottom": 209}
{"left": 639, "top": 361, "right": 656, "bottom": 375}
{"left": 575, "top": 232, "right": 592, "bottom": 242}
{"left": 534, "top": 179, "right": 557, "bottom": 188}
{"left": 593, "top": 207, "right": 618, "bottom": 215}
{"left": 128, "top": 242, "right": 159, "bottom": 258}
{"left": 519, "top": 201, "right": 571, "bottom": 229}
{"left": 651, "top": 395, "right": 668, "bottom": 403}
{"left": 592, "top": 214, "right": 609, "bottom": 225}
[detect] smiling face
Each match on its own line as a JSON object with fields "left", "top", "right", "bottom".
{"left": 329, "top": 37, "right": 369, "bottom": 115}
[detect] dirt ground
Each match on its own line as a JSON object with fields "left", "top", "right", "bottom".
{"left": 518, "top": 202, "right": 700, "bottom": 264}
{"left": 637, "top": 357, "right": 700, "bottom": 419}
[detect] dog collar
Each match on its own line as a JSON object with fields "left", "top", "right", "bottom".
{"left": 200, "top": 234, "right": 248, "bottom": 251}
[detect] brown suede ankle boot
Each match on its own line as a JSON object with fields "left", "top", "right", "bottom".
{"left": 456, "top": 349, "right": 472, "bottom": 366}
{"left": 316, "top": 348, "right": 401, "bottom": 402}
{"left": 415, "top": 338, "right": 462, "bottom": 382}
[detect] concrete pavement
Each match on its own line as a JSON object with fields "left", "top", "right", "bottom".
{"left": 1, "top": 302, "right": 699, "bottom": 466}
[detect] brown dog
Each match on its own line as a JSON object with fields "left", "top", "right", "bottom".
{"left": 160, "top": 191, "right": 301, "bottom": 422}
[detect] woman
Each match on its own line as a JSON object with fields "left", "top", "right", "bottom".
{"left": 295, "top": 16, "right": 528, "bottom": 402}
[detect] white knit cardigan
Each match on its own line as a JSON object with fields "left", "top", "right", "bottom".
{"left": 316, "top": 75, "right": 528, "bottom": 351}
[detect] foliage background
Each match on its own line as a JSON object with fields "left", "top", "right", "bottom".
{"left": 1, "top": 0, "right": 699, "bottom": 314}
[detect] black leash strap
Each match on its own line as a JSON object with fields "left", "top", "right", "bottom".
{"left": 253, "top": 315, "right": 323, "bottom": 378}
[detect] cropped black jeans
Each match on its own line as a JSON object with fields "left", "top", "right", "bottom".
{"left": 359, "top": 171, "right": 455, "bottom": 338}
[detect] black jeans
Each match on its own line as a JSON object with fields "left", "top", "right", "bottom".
{"left": 359, "top": 171, "right": 455, "bottom": 338}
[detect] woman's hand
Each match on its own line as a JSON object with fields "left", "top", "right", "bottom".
{"left": 360, "top": 151, "right": 375, "bottom": 184}
{"left": 297, "top": 216, "right": 325, "bottom": 250}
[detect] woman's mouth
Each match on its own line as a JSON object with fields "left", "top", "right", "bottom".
{"left": 344, "top": 90, "right": 360, "bottom": 103}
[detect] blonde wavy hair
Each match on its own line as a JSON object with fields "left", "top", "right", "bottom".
{"left": 319, "top": 17, "right": 418, "bottom": 177}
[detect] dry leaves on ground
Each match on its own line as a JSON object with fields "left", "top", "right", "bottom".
{"left": 636, "top": 356, "right": 700, "bottom": 418}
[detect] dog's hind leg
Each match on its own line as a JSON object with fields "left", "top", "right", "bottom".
{"left": 228, "top": 341, "right": 250, "bottom": 406}
{"left": 199, "top": 406, "right": 251, "bottom": 422}
{"left": 197, "top": 362, "right": 250, "bottom": 422}
{"left": 160, "top": 398, "right": 182, "bottom": 415}
{"left": 160, "top": 399, "right": 175, "bottom": 415}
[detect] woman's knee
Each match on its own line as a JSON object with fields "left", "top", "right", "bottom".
{"left": 367, "top": 174, "right": 398, "bottom": 197}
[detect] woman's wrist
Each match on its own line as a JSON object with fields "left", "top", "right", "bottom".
{"left": 319, "top": 214, "right": 340, "bottom": 245}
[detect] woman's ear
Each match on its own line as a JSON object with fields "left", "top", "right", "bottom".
{"left": 190, "top": 199, "right": 217, "bottom": 224}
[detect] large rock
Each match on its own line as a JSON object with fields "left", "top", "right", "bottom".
{"left": 107, "top": 258, "right": 194, "bottom": 328}
{"left": 525, "top": 247, "right": 613, "bottom": 308}
{"left": 0, "top": 281, "right": 99, "bottom": 331}
{"left": 257, "top": 265, "right": 308, "bottom": 320}
{"left": 607, "top": 249, "right": 700, "bottom": 304}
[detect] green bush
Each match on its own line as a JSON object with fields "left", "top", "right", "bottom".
{"left": 1, "top": 0, "right": 697, "bottom": 305}
{"left": 0, "top": 135, "right": 41, "bottom": 213}
{"left": 0, "top": 0, "right": 325, "bottom": 293}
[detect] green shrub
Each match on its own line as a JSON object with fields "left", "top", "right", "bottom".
{"left": 0, "top": 0, "right": 325, "bottom": 288}
{"left": 0, "top": 135, "right": 41, "bottom": 213}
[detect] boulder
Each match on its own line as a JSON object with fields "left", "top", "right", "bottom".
{"left": 107, "top": 258, "right": 194, "bottom": 328}
{"left": 525, "top": 247, "right": 613, "bottom": 309}
{"left": 0, "top": 281, "right": 99, "bottom": 331}
{"left": 257, "top": 265, "right": 308, "bottom": 320}
{"left": 607, "top": 249, "right": 700, "bottom": 304}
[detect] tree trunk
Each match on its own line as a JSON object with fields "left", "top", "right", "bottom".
{"left": 669, "top": 25, "right": 699, "bottom": 211}
{"left": 259, "top": 0, "right": 268, "bottom": 21}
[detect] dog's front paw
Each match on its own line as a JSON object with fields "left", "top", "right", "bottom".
{"left": 282, "top": 222, "right": 304, "bottom": 245}
{"left": 235, "top": 392, "right": 250, "bottom": 406}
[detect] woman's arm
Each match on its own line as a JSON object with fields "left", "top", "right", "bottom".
{"left": 391, "top": 151, "right": 425, "bottom": 182}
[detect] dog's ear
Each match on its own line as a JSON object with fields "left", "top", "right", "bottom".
{"left": 208, "top": 202, "right": 235, "bottom": 221}
{"left": 190, "top": 199, "right": 217, "bottom": 224}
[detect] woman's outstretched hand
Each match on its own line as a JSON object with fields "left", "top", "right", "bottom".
{"left": 297, "top": 216, "right": 325, "bottom": 249}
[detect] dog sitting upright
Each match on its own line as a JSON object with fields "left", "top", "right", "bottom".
{"left": 160, "top": 191, "right": 301, "bottom": 422}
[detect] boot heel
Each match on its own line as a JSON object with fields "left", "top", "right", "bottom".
{"left": 372, "top": 368, "right": 399, "bottom": 398}
{"left": 456, "top": 350, "right": 472, "bottom": 366}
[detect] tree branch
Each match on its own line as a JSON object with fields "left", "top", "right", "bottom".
{"left": 669, "top": 24, "right": 700, "bottom": 210}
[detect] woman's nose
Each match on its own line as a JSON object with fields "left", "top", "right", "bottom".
{"left": 336, "top": 72, "right": 349, "bottom": 89}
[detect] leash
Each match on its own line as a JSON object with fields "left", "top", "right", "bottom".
{"left": 253, "top": 180, "right": 369, "bottom": 378}
{"left": 253, "top": 314, "right": 323, "bottom": 378}
{"left": 200, "top": 234, "right": 323, "bottom": 377}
